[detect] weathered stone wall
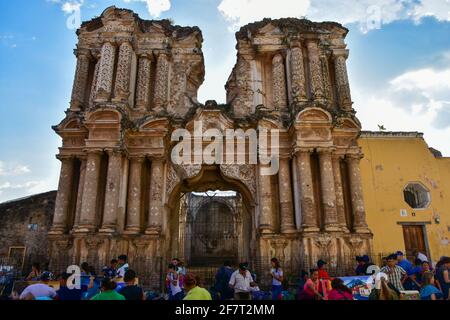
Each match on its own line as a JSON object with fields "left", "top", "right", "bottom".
{"left": 0, "top": 191, "right": 56, "bottom": 261}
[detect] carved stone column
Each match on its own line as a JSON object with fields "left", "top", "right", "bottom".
{"left": 347, "top": 154, "right": 370, "bottom": 233}
{"left": 49, "top": 156, "right": 75, "bottom": 234}
{"left": 258, "top": 164, "right": 274, "bottom": 234}
{"left": 289, "top": 46, "right": 307, "bottom": 103}
{"left": 125, "top": 156, "right": 145, "bottom": 234}
{"left": 320, "top": 53, "right": 331, "bottom": 107}
{"left": 113, "top": 41, "right": 134, "bottom": 103}
{"left": 70, "top": 50, "right": 91, "bottom": 111}
{"left": 306, "top": 40, "right": 325, "bottom": 101}
{"left": 278, "top": 158, "right": 296, "bottom": 234}
{"left": 100, "top": 150, "right": 122, "bottom": 234}
{"left": 135, "top": 54, "right": 152, "bottom": 110}
{"left": 146, "top": 158, "right": 164, "bottom": 235}
{"left": 272, "top": 54, "right": 288, "bottom": 112}
{"left": 88, "top": 58, "right": 100, "bottom": 108}
{"left": 332, "top": 153, "right": 348, "bottom": 232}
{"left": 153, "top": 52, "right": 170, "bottom": 112}
{"left": 333, "top": 50, "right": 352, "bottom": 111}
{"left": 296, "top": 148, "right": 319, "bottom": 232}
{"left": 73, "top": 156, "right": 87, "bottom": 229}
{"left": 76, "top": 150, "right": 103, "bottom": 233}
{"left": 317, "top": 148, "right": 339, "bottom": 231}
{"left": 95, "top": 42, "right": 116, "bottom": 103}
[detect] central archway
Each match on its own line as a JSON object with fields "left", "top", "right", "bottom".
{"left": 166, "top": 165, "right": 256, "bottom": 268}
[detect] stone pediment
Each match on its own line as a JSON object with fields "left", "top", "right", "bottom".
{"left": 296, "top": 107, "right": 332, "bottom": 124}
{"left": 186, "top": 109, "right": 235, "bottom": 133}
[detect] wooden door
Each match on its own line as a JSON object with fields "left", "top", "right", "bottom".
{"left": 402, "top": 225, "right": 428, "bottom": 261}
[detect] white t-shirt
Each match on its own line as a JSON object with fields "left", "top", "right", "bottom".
{"left": 168, "top": 272, "right": 182, "bottom": 295}
{"left": 271, "top": 268, "right": 283, "bottom": 286}
{"left": 20, "top": 283, "right": 57, "bottom": 300}
{"left": 117, "top": 263, "right": 129, "bottom": 278}
{"left": 417, "top": 252, "right": 429, "bottom": 263}
{"left": 229, "top": 270, "right": 253, "bottom": 293}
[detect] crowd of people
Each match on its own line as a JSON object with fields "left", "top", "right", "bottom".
{"left": 0, "top": 252, "right": 448, "bottom": 301}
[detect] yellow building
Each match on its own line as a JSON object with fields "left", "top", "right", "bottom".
{"left": 359, "top": 131, "right": 450, "bottom": 264}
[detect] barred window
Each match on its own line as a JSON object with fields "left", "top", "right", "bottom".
{"left": 403, "top": 183, "right": 430, "bottom": 209}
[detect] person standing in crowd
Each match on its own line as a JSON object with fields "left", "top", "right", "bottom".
{"left": 297, "top": 270, "right": 309, "bottom": 300}
{"left": 270, "top": 258, "right": 284, "bottom": 300}
{"left": 413, "top": 249, "right": 429, "bottom": 263}
{"left": 102, "top": 259, "right": 118, "bottom": 279}
{"left": 420, "top": 272, "right": 443, "bottom": 300}
{"left": 355, "top": 256, "right": 366, "bottom": 275}
{"left": 116, "top": 255, "right": 129, "bottom": 279}
{"left": 396, "top": 251, "right": 413, "bottom": 274}
{"left": 369, "top": 272, "right": 400, "bottom": 300}
{"left": 328, "top": 278, "right": 354, "bottom": 300}
{"left": 229, "top": 263, "right": 255, "bottom": 300}
{"left": 435, "top": 256, "right": 450, "bottom": 300}
{"left": 415, "top": 260, "right": 432, "bottom": 285}
{"left": 25, "top": 263, "right": 42, "bottom": 281}
{"left": 166, "top": 264, "right": 184, "bottom": 300}
{"left": 214, "top": 261, "right": 234, "bottom": 300}
{"left": 380, "top": 254, "right": 407, "bottom": 292}
{"left": 20, "top": 272, "right": 56, "bottom": 300}
{"left": 299, "top": 269, "right": 323, "bottom": 300}
{"left": 183, "top": 273, "right": 212, "bottom": 300}
{"left": 55, "top": 272, "right": 83, "bottom": 301}
{"left": 91, "top": 278, "right": 125, "bottom": 300}
{"left": 317, "top": 260, "right": 331, "bottom": 299}
{"left": 118, "top": 270, "right": 145, "bottom": 300}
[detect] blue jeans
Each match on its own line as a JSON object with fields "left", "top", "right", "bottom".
{"left": 271, "top": 285, "right": 283, "bottom": 300}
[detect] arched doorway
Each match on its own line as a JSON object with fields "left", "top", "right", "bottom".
{"left": 166, "top": 165, "right": 256, "bottom": 268}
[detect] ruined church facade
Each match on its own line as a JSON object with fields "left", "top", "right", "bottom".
{"left": 49, "top": 7, "right": 372, "bottom": 273}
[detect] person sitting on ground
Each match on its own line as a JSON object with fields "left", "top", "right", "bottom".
{"left": 118, "top": 270, "right": 145, "bottom": 301}
{"left": 214, "top": 261, "right": 234, "bottom": 300}
{"left": 116, "top": 255, "right": 129, "bottom": 279}
{"left": 102, "top": 259, "right": 118, "bottom": 279}
{"left": 55, "top": 272, "right": 83, "bottom": 301}
{"left": 183, "top": 273, "right": 212, "bottom": 300}
{"left": 328, "top": 278, "right": 354, "bottom": 300}
{"left": 229, "top": 263, "right": 255, "bottom": 300}
{"left": 91, "top": 278, "right": 125, "bottom": 300}
{"left": 20, "top": 272, "right": 56, "bottom": 300}
{"left": 369, "top": 272, "right": 400, "bottom": 300}
{"left": 26, "top": 263, "right": 42, "bottom": 281}
{"left": 380, "top": 254, "right": 407, "bottom": 292}
{"left": 420, "top": 272, "right": 443, "bottom": 300}
{"left": 299, "top": 269, "right": 323, "bottom": 300}
{"left": 166, "top": 264, "right": 184, "bottom": 300}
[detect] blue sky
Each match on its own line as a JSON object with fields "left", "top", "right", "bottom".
{"left": 0, "top": 0, "right": 450, "bottom": 202}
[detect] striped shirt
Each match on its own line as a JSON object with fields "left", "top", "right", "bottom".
{"left": 380, "top": 265, "right": 406, "bottom": 291}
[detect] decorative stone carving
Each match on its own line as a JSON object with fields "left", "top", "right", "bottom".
{"left": 332, "top": 154, "right": 348, "bottom": 231}
{"left": 220, "top": 164, "right": 257, "bottom": 197}
{"left": 73, "top": 157, "right": 87, "bottom": 229}
{"left": 100, "top": 150, "right": 122, "bottom": 233}
{"left": 347, "top": 154, "right": 370, "bottom": 233}
{"left": 289, "top": 46, "right": 308, "bottom": 103}
{"left": 320, "top": 53, "right": 331, "bottom": 107}
{"left": 317, "top": 148, "right": 339, "bottom": 231}
{"left": 306, "top": 40, "right": 324, "bottom": 101}
{"left": 146, "top": 159, "right": 165, "bottom": 234}
{"left": 272, "top": 54, "right": 288, "bottom": 112}
{"left": 278, "top": 159, "right": 296, "bottom": 233}
{"left": 233, "top": 57, "right": 254, "bottom": 117}
{"left": 258, "top": 164, "right": 274, "bottom": 233}
{"left": 135, "top": 54, "right": 152, "bottom": 110}
{"left": 334, "top": 52, "right": 352, "bottom": 111}
{"left": 113, "top": 41, "right": 134, "bottom": 102}
{"left": 88, "top": 60, "right": 100, "bottom": 108}
{"left": 153, "top": 53, "right": 170, "bottom": 112}
{"left": 95, "top": 42, "right": 116, "bottom": 102}
{"left": 125, "top": 156, "right": 145, "bottom": 234}
{"left": 70, "top": 51, "right": 91, "bottom": 111}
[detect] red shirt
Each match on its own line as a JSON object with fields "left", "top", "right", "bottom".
{"left": 328, "top": 289, "right": 353, "bottom": 300}
{"left": 318, "top": 269, "right": 330, "bottom": 279}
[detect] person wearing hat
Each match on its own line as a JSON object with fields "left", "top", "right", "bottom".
{"left": 19, "top": 272, "right": 56, "bottom": 300}
{"left": 229, "top": 263, "right": 255, "bottom": 300}
{"left": 183, "top": 273, "right": 212, "bottom": 300}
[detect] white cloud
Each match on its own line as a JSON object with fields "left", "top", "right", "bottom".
{"left": 0, "top": 161, "right": 31, "bottom": 176}
{"left": 123, "top": 0, "right": 171, "bottom": 17}
{"left": 218, "top": 0, "right": 310, "bottom": 31}
{"left": 217, "top": 0, "right": 450, "bottom": 32}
